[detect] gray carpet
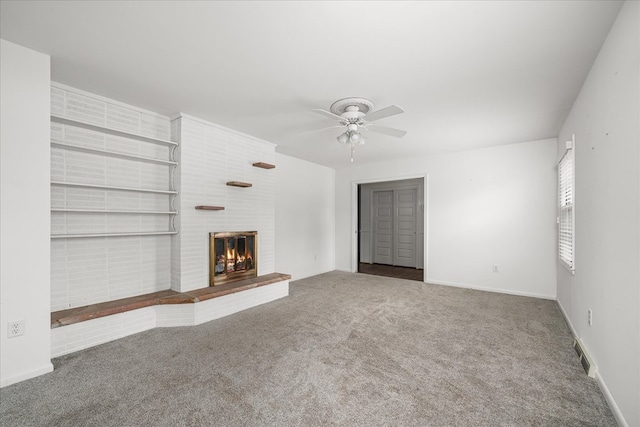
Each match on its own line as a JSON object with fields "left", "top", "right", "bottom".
{"left": 1, "top": 271, "right": 616, "bottom": 426}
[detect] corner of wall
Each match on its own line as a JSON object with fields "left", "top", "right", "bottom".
{"left": 0, "top": 39, "right": 53, "bottom": 387}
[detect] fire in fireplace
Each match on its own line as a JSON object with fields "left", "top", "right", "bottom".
{"left": 209, "top": 231, "right": 257, "bottom": 286}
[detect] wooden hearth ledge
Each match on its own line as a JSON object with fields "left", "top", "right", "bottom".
{"left": 51, "top": 273, "right": 291, "bottom": 328}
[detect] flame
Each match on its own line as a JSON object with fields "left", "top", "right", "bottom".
{"left": 216, "top": 237, "right": 255, "bottom": 274}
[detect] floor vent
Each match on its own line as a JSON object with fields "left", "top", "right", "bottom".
{"left": 573, "top": 338, "right": 596, "bottom": 378}
{"left": 573, "top": 339, "right": 583, "bottom": 357}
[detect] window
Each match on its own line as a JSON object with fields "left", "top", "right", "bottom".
{"left": 558, "top": 140, "right": 574, "bottom": 272}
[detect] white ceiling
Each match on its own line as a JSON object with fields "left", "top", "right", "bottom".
{"left": 0, "top": 1, "right": 623, "bottom": 169}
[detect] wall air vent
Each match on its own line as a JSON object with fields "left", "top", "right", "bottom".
{"left": 573, "top": 338, "right": 597, "bottom": 378}
{"left": 580, "top": 353, "right": 591, "bottom": 375}
{"left": 573, "top": 339, "right": 583, "bottom": 357}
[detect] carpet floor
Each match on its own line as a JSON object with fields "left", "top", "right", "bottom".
{"left": 0, "top": 271, "right": 616, "bottom": 426}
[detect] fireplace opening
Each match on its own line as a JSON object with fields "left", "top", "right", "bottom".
{"left": 210, "top": 231, "right": 257, "bottom": 286}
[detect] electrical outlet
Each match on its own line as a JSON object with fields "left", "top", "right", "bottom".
{"left": 492, "top": 265, "right": 499, "bottom": 273}
{"left": 588, "top": 309, "right": 593, "bottom": 326}
{"left": 7, "top": 319, "right": 25, "bottom": 338}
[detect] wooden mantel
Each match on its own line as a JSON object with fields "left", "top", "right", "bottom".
{"left": 51, "top": 272, "right": 291, "bottom": 328}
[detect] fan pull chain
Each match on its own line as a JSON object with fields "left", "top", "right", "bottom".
{"left": 350, "top": 143, "right": 355, "bottom": 163}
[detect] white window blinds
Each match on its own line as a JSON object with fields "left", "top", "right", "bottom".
{"left": 558, "top": 144, "right": 574, "bottom": 272}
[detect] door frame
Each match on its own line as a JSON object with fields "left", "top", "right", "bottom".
{"left": 351, "top": 173, "right": 428, "bottom": 279}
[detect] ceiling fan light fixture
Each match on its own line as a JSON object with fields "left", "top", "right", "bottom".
{"left": 313, "top": 97, "right": 405, "bottom": 163}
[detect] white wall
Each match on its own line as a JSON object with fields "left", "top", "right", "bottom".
{"left": 171, "top": 114, "right": 277, "bottom": 292}
{"left": 275, "top": 153, "right": 335, "bottom": 280}
{"left": 556, "top": 2, "right": 639, "bottom": 425}
{"left": 0, "top": 40, "right": 53, "bottom": 387}
{"left": 335, "top": 138, "right": 558, "bottom": 299}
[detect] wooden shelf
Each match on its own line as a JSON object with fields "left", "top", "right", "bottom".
{"left": 51, "top": 273, "right": 291, "bottom": 328}
{"left": 195, "top": 206, "right": 225, "bottom": 211}
{"left": 51, "top": 114, "right": 178, "bottom": 147}
{"left": 252, "top": 162, "right": 275, "bottom": 169}
{"left": 226, "top": 181, "right": 252, "bottom": 188}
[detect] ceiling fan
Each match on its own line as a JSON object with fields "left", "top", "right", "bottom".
{"left": 312, "top": 97, "right": 406, "bottom": 163}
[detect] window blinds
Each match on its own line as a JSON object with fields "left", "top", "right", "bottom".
{"left": 558, "top": 147, "right": 574, "bottom": 271}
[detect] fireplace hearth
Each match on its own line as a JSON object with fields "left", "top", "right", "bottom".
{"left": 209, "top": 231, "right": 257, "bottom": 286}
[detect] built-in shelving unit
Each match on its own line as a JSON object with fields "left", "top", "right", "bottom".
{"left": 195, "top": 206, "right": 225, "bottom": 211}
{"left": 226, "top": 181, "right": 252, "bottom": 188}
{"left": 252, "top": 162, "right": 275, "bottom": 169}
{"left": 51, "top": 114, "right": 179, "bottom": 239}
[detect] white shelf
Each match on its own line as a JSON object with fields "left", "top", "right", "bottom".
{"left": 51, "top": 114, "right": 178, "bottom": 147}
{"left": 51, "top": 142, "right": 177, "bottom": 166}
{"left": 51, "top": 181, "right": 177, "bottom": 195}
{"left": 51, "top": 231, "right": 179, "bottom": 239}
{"left": 52, "top": 208, "right": 177, "bottom": 215}
{"left": 50, "top": 114, "right": 179, "bottom": 239}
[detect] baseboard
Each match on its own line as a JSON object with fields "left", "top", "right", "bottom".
{"left": 425, "top": 278, "right": 556, "bottom": 300}
{"left": 1, "top": 362, "right": 54, "bottom": 388}
{"left": 596, "top": 372, "right": 629, "bottom": 427}
{"left": 556, "top": 299, "right": 577, "bottom": 337}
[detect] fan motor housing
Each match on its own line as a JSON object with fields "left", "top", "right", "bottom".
{"left": 330, "top": 97, "right": 374, "bottom": 116}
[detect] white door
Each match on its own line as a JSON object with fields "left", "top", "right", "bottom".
{"left": 373, "top": 190, "right": 393, "bottom": 265}
{"left": 394, "top": 189, "right": 417, "bottom": 267}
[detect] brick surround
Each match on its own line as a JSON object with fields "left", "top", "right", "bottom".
{"left": 49, "top": 86, "right": 286, "bottom": 357}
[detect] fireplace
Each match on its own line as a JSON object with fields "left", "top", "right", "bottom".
{"left": 209, "top": 231, "right": 257, "bottom": 286}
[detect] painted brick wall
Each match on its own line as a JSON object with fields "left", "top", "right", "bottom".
{"left": 171, "top": 114, "right": 276, "bottom": 292}
{"left": 50, "top": 87, "right": 279, "bottom": 316}
{"left": 51, "top": 307, "right": 156, "bottom": 357}
{"left": 48, "top": 86, "right": 285, "bottom": 357}
{"left": 50, "top": 83, "right": 174, "bottom": 311}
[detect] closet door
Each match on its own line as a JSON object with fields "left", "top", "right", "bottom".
{"left": 394, "top": 188, "right": 417, "bottom": 267}
{"left": 373, "top": 190, "right": 393, "bottom": 265}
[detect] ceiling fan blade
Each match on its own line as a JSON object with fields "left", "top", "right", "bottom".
{"left": 363, "top": 105, "right": 404, "bottom": 122}
{"left": 301, "top": 124, "right": 343, "bottom": 135}
{"left": 312, "top": 109, "right": 345, "bottom": 122}
{"left": 367, "top": 124, "right": 407, "bottom": 138}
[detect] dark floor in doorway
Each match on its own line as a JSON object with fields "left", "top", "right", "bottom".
{"left": 358, "top": 263, "right": 423, "bottom": 282}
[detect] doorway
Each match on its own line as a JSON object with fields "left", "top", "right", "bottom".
{"left": 358, "top": 178, "right": 424, "bottom": 281}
